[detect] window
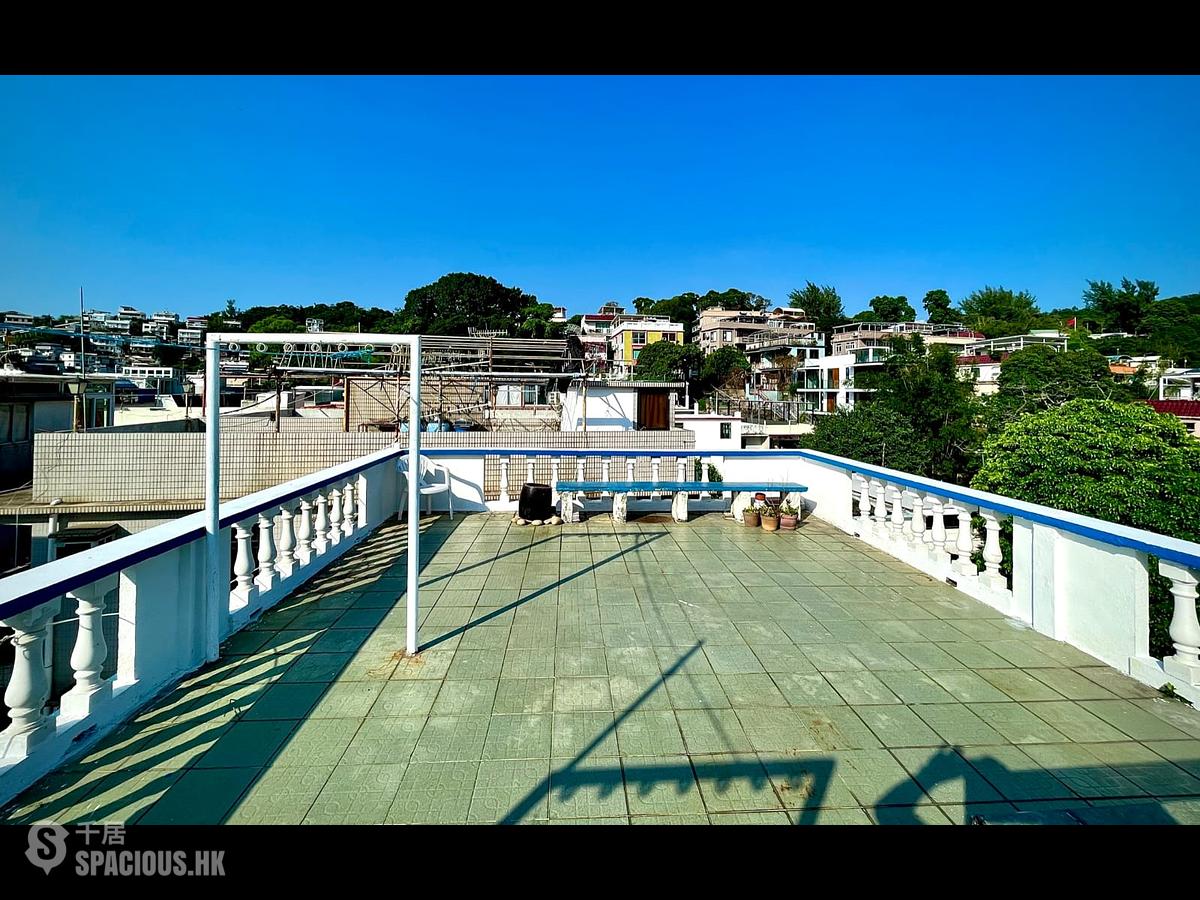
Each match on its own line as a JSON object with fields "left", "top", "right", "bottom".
{"left": 660, "top": 332, "right": 677, "bottom": 343}
{"left": 0, "top": 405, "right": 10, "bottom": 443}
{"left": 522, "top": 384, "right": 546, "bottom": 406}
{"left": 720, "top": 422, "right": 732, "bottom": 440}
{"left": 497, "top": 384, "right": 522, "bottom": 406}
{"left": 631, "top": 331, "right": 647, "bottom": 345}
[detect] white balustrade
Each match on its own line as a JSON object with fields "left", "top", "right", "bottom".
{"left": 953, "top": 504, "right": 978, "bottom": 579}
{"left": 255, "top": 512, "right": 277, "bottom": 591}
{"left": 277, "top": 506, "right": 297, "bottom": 579}
{"left": 499, "top": 459, "right": 510, "bottom": 504}
{"left": 232, "top": 520, "right": 257, "bottom": 603}
{"left": 651, "top": 458, "right": 661, "bottom": 497}
{"left": 600, "top": 459, "right": 609, "bottom": 495}
{"left": 908, "top": 492, "right": 925, "bottom": 548}
{"left": 342, "top": 482, "right": 356, "bottom": 538}
{"left": 551, "top": 460, "right": 560, "bottom": 504}
{"left": 928, "top": 494, "right": 948, "bottom": 566}
{"left": 1160, "top": 561, "right": 1200, "bottom": 688}
{"left": 328, "top": 486, "right": 343, "bottom": 546}
{"left": 296, "top": 497, "right": 314, "bottom": 565}
{"left": 981, "top": 509, "right": 1005, "bottom": 590}
{"left": 526, "top": 459, "right": 535, "bottom": 485}
{"left": 888, "top": 485, "right": 904, "bottom": 535}
{"left": 0, "top": 600, "right": 60, "bottom": 756}
{"left": 872, "top": 480, "right": 888, "bottom": 530}
{"left": 313, "top": 492, "right": 329, "bottom": 553}
{"left": 59, "top": 575, "right": 118, "bottom": 720}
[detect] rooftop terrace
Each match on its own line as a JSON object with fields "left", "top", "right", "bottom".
{"left": 7, "top": 512, "right": 1200, "bottom": 825}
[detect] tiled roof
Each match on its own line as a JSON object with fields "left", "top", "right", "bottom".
{"left": 1147, "top": 399, "right": 1200, "bottom": 419}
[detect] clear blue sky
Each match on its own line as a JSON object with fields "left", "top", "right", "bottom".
{"left": 2, "top": 75, "right": 1198, "bottom": 319}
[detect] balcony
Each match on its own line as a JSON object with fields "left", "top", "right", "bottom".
{"left": 4, "top": 447, "right": 1200, "bottom": 824}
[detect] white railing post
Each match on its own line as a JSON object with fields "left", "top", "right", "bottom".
{"left": 277, "top": 505, "right": 297, "bottom": 579}
{"left": 233, "top": 520, "right": 258, "bottom": 604}
{"left": 651, "top": 458, "right": 661, "bottom": 498}
{"left": 700, "top": 457, "right": 710, "bottom": 498}
{"left": 981, "top": 509, "right": 1006, "bottom": 591}
{"left": 872, "top": 480, "right": 888, "bottom": 531}
{"left": 342, "top": 481, "right": 356, "bottom": 537}
{"left": 888, "top": 485, "right": 904, "bottom": 537}
{"left": 0, "top": 600, "right": 60, "bottom": 756}
{"left": 954, "top": 504, "right": 978, "bottom": 579}
{"left": 255, "top": 512, "right": 277, "bottom": 592}
{"left": 499, "top": 459, "right": 510, "bottom": 504}
{"left": 328, "top": 485, "right": 343, "bottom": 546}
{"left": 626, "top": 459, "right": 635, "bottom": 484}
{"left": 908, "top": 491, "right": 925, "bottom": 550}
{"left": 296, "top": 497, "right": 314, "bottom": 565}
{"left": 1160, "top": 561, "right": 1200, "bottom": 688}
{"left": 599, "top": 459, "right": 608, "bottom": 496}
{"left": 551, "top": 460, "right": 560, "bottom": 504}
{"left": 59, "top": 575, "right": 119, "bottom": 720}
{"left": 357, "top": 474, "right": 368, "bottom": 529}
{"left": 855, "top": 475, "right": 871, "bottom": 535}
{"left": 676, "top": 458, "right": 686, "bottom": 482}
{"left": 526, "top": 459, "right": 535, "bottom": 486}
{"left": 313, "top": 492, "right": 329, "bottom": 554}
{"left": 928, "top": 494, "right": 948, "bottom": 568}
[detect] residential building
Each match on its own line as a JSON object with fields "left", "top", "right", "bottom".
{"left": 608, "top": 315, "right": 685, "bottom": 377}
{"left": 697, "top": 307, "right": 812, "bottom": 354}
{"left": 1147, "top": 399, "right": 1200, "bottom": 437}
{"left": 1, "top": 313, "right": 34, "bottom": 328}
{"left": 742, "top": 328, "right": 825, "bottom": 401}
{"left": 961, "top": 330, "right": 1069, "bottom": 357}
{"left": 831, "top": 321, "right": 981, "bottom": 364}
{"left": 1159, "top": 368, "right": 1200, "bottom": 401}
{"left": 560, "top": 380, "right": 684, "bottom": 431}
{"left": 178, "top": 327, "right": 206, "bottom": 346}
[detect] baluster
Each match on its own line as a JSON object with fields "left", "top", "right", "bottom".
{"left": 626, "top": 459, "right": 635, "bottom": 483}
{"left": 357, "top": 474, "right": 368, "bottom": 529}
{"left": 1160, "top": 561, "right": 1200, "bottom": 686}
{"left": 296, "top": 497, "right": 313, "bottom": 565}
{"left": 526, "top": 459, "right": 535, "bottom": 485}
{"left": 700, "top": 457, "right": 710, "bottom": 498}
{"left": 0, "top": 601, "right": 60, "bottom": 755}
{"left": 551, "top": 460, "right": 560, "bottom": 505}
{"left": 328, "top": 485, "right": 343, "bottom": 545}
{"left": 499, "top": 459, "right": 510, "bottom": 504}
{"left": 676, "top": 458, "right": 686, "bottom": 482}
{"left": 599, "top": 459, "right": 608, "bottom": 496}
{"left": 954, "top": 504, "right": 977, "bottom": 578}
{"left": 256, "top": 512, "right": 277, "bottom": 591}
{"left": 872, "top": 480, "right": 888, "bottom": 529}
{"left": 233, "top": 519, "right": 257, "bottom": 599}
{"left": 909, "top": 492, "right": 925, "bottom": 548}
{"left": 277, "top": 505, "right": 297, "bottom": 578}
{"left": 60, "top": 576, "right": 118, "bottom": 719}
{"left": 342, "top": 482, "right": 356, "bottom": 537}
{"left": 651, "top": 458, "right": 661, "bottom": 498}
{"left": 313, "top": 492, "right": 329, "bottom": 554}
{"left": 928, "top": 494, "right": 947, "bottom": 561}
{"left": 889, "top": 486, "right": 904, "bottom": 535}
{"left": 854, "top": 475, "right": 870, "bottom": 533}
{"left": 981, "top": 509, "right": 1005, "bottom": 589}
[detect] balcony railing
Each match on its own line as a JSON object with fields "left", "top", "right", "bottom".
{"left": 4, "top": 444, "right": 1200, "bottom": 808}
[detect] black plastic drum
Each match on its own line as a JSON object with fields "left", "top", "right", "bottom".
{"left": 519, "top": 483, "right": 553, "bottom": 521}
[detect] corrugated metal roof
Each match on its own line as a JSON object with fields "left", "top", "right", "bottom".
{"left": 1147, "top": 399, "right": 1200, "bottom": 419}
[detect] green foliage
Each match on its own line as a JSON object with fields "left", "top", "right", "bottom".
{"left": 634, "top": 288, "right": 771, "bottom": 341}
{"left": 224, "top": 299, "right": 239, "bottom": 319}
{"left": 634, "top": 340, "right": 703, "bottom": 381}
{"left": 855, "top": 336, "right": 983, "bottom": 482}
{"left": 806, "top": 404, "right": 934, "bottom": 474}
{"left": 1142, "top": 293, "right": 1200, "bottom": 366}
{"left": 249, "top": 314, "right": 300, "bottom": 333}
{"left": 788, "top": 282, "right": 847, "bottom": 351}
{"left": 923, "top": 289, "right": 959, "bottom": 324}
{"left": 973, "top": 400, "right": 1200, "bottom": 657}
{"left": 986, "top": 343, "right": 1146, "bottom": 428}
{"left": 1083, "top": 277, "right": 1158, "bottom": 334}
{"left": 960, "top": 285, "right": 1040, "bottom": 338}
{"left": 698, "top": 346, "right": 750, "bottom": 392}
{"left": 973, "top": 400, "right": 1200, "bottom": 541}
{"left": 853, "top": 295, "right": 916, "bottom": 323}
{"left": 397, "top": 273, "right": 539, "bottom": 336}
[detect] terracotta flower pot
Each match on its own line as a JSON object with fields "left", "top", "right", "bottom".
{"left": 780, "top": 514, "right": 798, "bottom": 531}
{"left": 761, "top": 515, "right": 779, "bottom": 532}
{"left": 743, "top": 510, "right": 761, "bottom": 527}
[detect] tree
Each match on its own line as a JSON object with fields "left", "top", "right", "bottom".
{"left": 224, "top": 299, "right": 239, "bottom": 319}
{"left": 923, "top": 289, "right": 959, "bottom": 324}
{"left": 698, "top": 346, "right": 750, "bottom": 393}
{"left": 986, "top": 343, "right": 1143, "bottom": 428}
{"left": 398, "top": 273, "right": 538, "bottom": 335}
{"left": 855, "top": 335, "right": 983, "bottom": 482}
{"left": 960, "top": 286, "right": 1039, "bottom": 338}
{"left": 805, "top": 405, "right": 933, "bottom": 475}
{"left": 249, "top": 315, "right": 300, "bottom": 333}
{"left": 515, "top": 302, "right": 566, "bottom": 339}
{"left": 788, "top": 282, "right": 847, "bottom": 352}
{"left": 853, "top": 295, "right": 916, "bottom": 323}
{"left": 1083, "top": 277, "right": 1159, "bottom": 335}
{"left": 633, "top": 297, "right": 655, "bottom": 314}
{"left": 972, "top": 400, "right": 1200, "bottom": 657}
{"left": 634, "top": 341, "right": 703, "bottom": 382}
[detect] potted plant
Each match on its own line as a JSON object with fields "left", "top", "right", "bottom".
{"left": 778, "top": 501, "right": 799, "bottom": 531}
{"left": 742, "top": 501, "right": 761, "bottom": 528}
{"left": 760, "top": 502, "right": 780, "bottom": 532}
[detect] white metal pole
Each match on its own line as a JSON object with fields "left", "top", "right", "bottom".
{"left": 406, "top": 336, "right": 421, "bottom": 655}
{"left": 203, "top": 340, "right": 222, "bottom": 661}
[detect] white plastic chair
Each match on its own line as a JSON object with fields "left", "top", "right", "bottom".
{"left": 397, "top": 454, "right": 454, "bottom": 520}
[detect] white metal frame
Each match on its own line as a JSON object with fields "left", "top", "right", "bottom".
{"left": 204, "top": 332, "right": 423, "bottom": 656}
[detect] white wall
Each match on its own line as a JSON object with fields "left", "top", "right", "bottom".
{"left": 676, "top": 413, "right": 742, "bottom": 451}
{"left": 561, "top": 384, "right": 638, "bottom": 431}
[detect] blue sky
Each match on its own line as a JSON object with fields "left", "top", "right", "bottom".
{"left": 2, "top": 75, "right": 1198, "bottom": 319}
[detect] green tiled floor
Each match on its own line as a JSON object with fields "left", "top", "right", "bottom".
{"left": 8, "top": 512, "right": 1200, "bottom": 826}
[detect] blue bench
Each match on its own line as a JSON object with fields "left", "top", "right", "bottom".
{"left": 554, "top": 480, "right": 808, "bottom": 524}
